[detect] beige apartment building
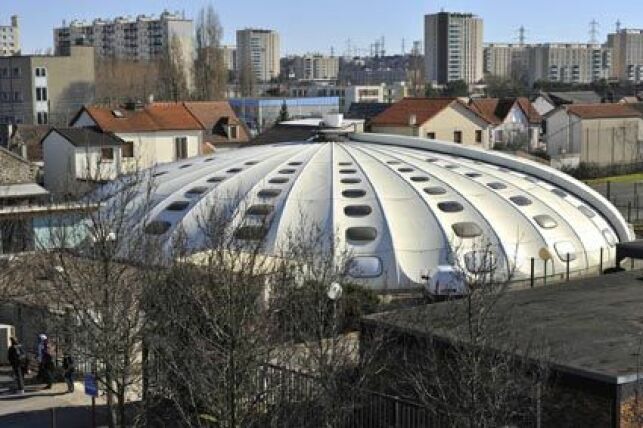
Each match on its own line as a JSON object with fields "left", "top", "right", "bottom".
{"left": 370, "top": 97, "right": 492, "bottom": 148}
{"left": 0, "top": 46, "right": 95, "bottom": 126}
{"left": 483, "top": 43, "right": 528, "bottom": 80}
{"left": 425, "top": 12, "right": 484, "bottom": 85}
{"left": 608, "top": 29, "right": 643, "bottom": 82}
{"left": 293, "top": 54, "right": 339, "bottom": 81}
{"left": 236, "top": 28, "right": 280, "bottom": 82}
{"left": 0, "top": 16, "right": 19, "bottom": 57}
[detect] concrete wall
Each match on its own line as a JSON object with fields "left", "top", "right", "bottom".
{"left": 116, "top": 130, "right": 201, "bottom": 168}
{"left": 579, "top": 117, "right": 642, "bottom": 166}
{"left": 42, "top": 131, "right": 76, "bottom": 193}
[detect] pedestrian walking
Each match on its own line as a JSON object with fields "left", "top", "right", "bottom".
{"left": 42, "top": 347, "right": 54, "bottom": 389}
{"left": 7, "top": 337, "right": 26, "bottom": 394}
{"left": 62, "top": 352, "right": 75, "bottom": 393}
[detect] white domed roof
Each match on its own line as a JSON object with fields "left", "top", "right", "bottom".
{"left": 99, "top": 134, "right": 632, "bottom": 291}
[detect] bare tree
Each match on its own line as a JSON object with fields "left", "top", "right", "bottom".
{"left": 158, "top": 34, "right": 189, "bottom": 102}
{"left": 239, "top": 54, "right": 256, "bottom": 98}
{"left": 95, "top": 58, "right": 159, "bottom": 105}
{"left": 193, "top": 4, "right": 226, "bottom": 101}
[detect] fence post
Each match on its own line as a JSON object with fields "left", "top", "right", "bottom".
{"left": 566, "top": 253, "right": 570, "bottom": 282}
{"left": 606, "top": 181, "right": 611, "bottom": 201}
{"left": 530, "top": 257, "right": 535, "bottom": 288}
{"left": 599, "top": 248, "right": 603, "bottom": 274}
{"left": 543, "top": 260, "right": 547, "bottom": 287}
{"left": 627, "top": 201, "right": 632, "bottom": 222}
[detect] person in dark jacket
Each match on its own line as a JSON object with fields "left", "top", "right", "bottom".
{"left": 62, "top": 352, "right": 75, "bottom": 393}
{"left": 41, "top": 342, "right": 54, "bottom": 389}
{"left": 7, "top": 337, "right": 25, "bottom": 394}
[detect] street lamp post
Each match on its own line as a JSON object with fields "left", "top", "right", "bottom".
{"left": 327, "top": 282, "right": 343, "bottom": 336}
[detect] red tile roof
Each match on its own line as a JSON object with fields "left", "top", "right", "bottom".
{"left": 183, "top": 101, "right": 250, "bottom": 144}
{"left": 566, "top": 103, "right": 643, "bottom": 120}
{"left": 370, "top": 98, "right": 457, "bottom": 127}
{"left": 79, "top": 103, "right": 203, "bottom": 133}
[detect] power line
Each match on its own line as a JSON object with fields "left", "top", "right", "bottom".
{"left": 589, "top": 19, "right": 599, "bottom": 44}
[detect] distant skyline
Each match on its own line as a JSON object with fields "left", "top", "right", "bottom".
{"left": 4, "top": 0, "right": 642, "bottom": 55}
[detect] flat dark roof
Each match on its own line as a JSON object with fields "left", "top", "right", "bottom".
{"left": 365, "top": 270, "right": 643, "bottom": 385}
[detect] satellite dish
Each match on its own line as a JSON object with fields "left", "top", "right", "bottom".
{"left": 327, "top": 282, "right": 343, "bottom": 301}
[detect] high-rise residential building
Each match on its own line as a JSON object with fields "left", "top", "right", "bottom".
{"left": 607, "top": 29, "right": 643, "bottom": 82}
{"left": 483, "top": 43, "right": 528, "bottom": 80}
{"left": 0, "top": 46, "right": 95, "bottom": 126}
{"left": 0, "top": 16, "right": 20, "bottom": 56}
{"left": 527, "top": 43, "right": 611, "bottom": 85}
{"left": 236, "top": 29, "right": 280, "bottom": 82}
{"left": 293, "top": 54, "right": 339, "bottom": 81}
{"left": 424, "top": 12, "right": 483, "bottom": 85}
{"left": 53, "top": 11, "right": 193, "bottom": 86}
{"left": 221, "top": 45, "right": 237, "bottom": 73}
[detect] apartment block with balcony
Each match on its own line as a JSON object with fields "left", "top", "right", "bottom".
{"left": 292, "top": 54, "right": 339, "bottom": 81}
{"left": 608, "top": 29, "right": 643, "bottom": 82}
{"left": 0, "top": 16, "right": 20, "bottom": 57}
{"left": 0, "top": 46, "right": 95, "bottom": 126}
{"left": 527, "top": 43, "right": 611, "bottom": 85}
{"left": 425, "top": 12, "right": 484, "bottom": 85}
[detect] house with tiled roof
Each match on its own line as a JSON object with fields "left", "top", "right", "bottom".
{"left": 69, "top": 102, "right": 204, "bottom": 171}
{"left": 369, "top": 97, "right": 493, "bottom": 148}
{"left": 183, "top": 101, "right": 250, "bottom": 150}
{"left": 545, "top": 103, "right": 643, "bottom": 168}
{"left": 468, "top": 97, "right": 542, "bottom": 150}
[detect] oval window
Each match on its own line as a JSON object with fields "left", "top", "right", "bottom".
{"left": 246, "top": 204, "right": 274, "bottom": 216}
{"left": 269, "top": 177, "right": 289, "bottom": 184}
{"left": 510, "top": 195, "right": 532, "bottom": 206}
{"left": 487, "top": 182, "right": 507, "bottom": 190}
{"left": 344, "top": 205, "right": 372, "bottom": 217}
{"left": 424, "top": 186, "right": 446, "bottom": 195}
{"left": 258, "top": 189, "right": 281, "bottom": 198}
{"left": 411, "top": 176, "right": 429, "bottom": 182}
{"left": 341, "top": 178, "right": 362, "bottom": 184}
{"left": 144, "top": 221, "right": 171, "bottom": 235}
{"left": 166, "top": 201, "right": 189, "bottom": 212}
{"left": 438, "top": 201, "right": 464, "bottom": 213}
{"left": 342, "top": 189, "right": 366, "bottom": 198}
{"left": 533, "top": 214, "right": 558, "bottom": 229}
{"left": 452, "top": 222, "right": 483, "bottom": 238}
{"left": 347, "top": 256, "right": 382, "bottom": 278}
{"left": 346, "top": 227, "right": 378, "bottom": 242}
{"left": 234, "top": 225, "right": 268, "bottom": 241}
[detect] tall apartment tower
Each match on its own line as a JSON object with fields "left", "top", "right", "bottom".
{"left": 607, "top": 29, "right": 643, "bottom": 82}
{"left": 527, "top": 43, "right": 611, "bottom": 85}
{"left": 483, "top": 44, "right": 528, "bottom": 80}
{"left": 53, "top": 11, "right": 193, "bottom": 86}
{"left": 424, "top": 12, "right": 483, "bottom": 85}
{"left": 293, "top": 54, "right": 339, "bottom": 80}
{"left": 236, "top": 29, "right": 280, "bottom": 82}
{"left": 0, "top": 16, "right": 20, "bottom": 56}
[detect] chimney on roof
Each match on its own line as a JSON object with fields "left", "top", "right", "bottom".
{"left": 124, "top": 100, "right": 145, "bottom": 111}
{"left": 409, "top": 114, "right": 417, "bottom": 126}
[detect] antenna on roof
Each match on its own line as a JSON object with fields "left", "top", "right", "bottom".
{"left": 589, "top": 19, "right": 599, "bottom": 44}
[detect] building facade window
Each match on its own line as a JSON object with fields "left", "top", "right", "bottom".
{"left": 175, "top": 137, "right": 188, "bottom": 160}
{"left": 101, "top": 147, "right": 114, "bottom": 161}
{"left": 426, "top": 132, "right": 436, "bottom": 139}
{"left": 36, "top": 87, "right": 48, "bottom": 101}
{"left": 228, "top": 125, "right": 238, "bottom": 140}
{"left": 36, "top": 111, "right": 48, "bottom": 124}
{"left": 453, "top": 131, "right": 462, "bottom": 143}
{"left": 12, "top": 67, "right": 20, "bottom": 77}
{"left": 475, "top": 130, "right": 482, "bottom": 143}
{"left": 35, "top": 67, "right": 47, "bottom": 77}
{"left": 122, "top": 141, "right": 134, "bottom": 158}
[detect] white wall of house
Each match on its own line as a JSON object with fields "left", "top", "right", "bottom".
{"left": 115, "top": 130, "right": 202, "bottom": 169}
{"left": 74, "top": 146, "right": 121, "bottom": 182}
{"left": 371, "top": 104, "right": 491, "bottom": 148}
{"left": 545, "top": 108, "right": 578, "bottom": 157}
{"left": 43, "top": 132, "right": 76, "bottom": 194}
{"left": 532, "top": 96, "right": 555, "bottom": 116}
{"left": 491, "top": 104, "right": 540, "bottom": 149}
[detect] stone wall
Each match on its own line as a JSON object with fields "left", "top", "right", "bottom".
{"left": 0, "top": 148, "right": 38, "bottom": 185}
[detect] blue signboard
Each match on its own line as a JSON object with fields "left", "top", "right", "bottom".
{"left": 84, "top": 373, "right": 98, "bottom": 397}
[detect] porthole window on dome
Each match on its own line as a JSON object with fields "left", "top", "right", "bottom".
{"left": 438, "top": 201, "right": 464, "bottom": 213}
{"left": 386, "top": 160, "right": 400, "bottom": 165}
{"left": 344, "top": 205, "right": 372, "bottom": 217}
{"left": 424, "top": 186, "right": 446, "bottom": 195}
{"left": 452, "top": 222, "right": 483, "bottom": 238}
{"left": 288, "top": 161, "right": 303, "bottom": 166}
{"left": 578, "top": 205, "right": 596, "bottom": 218}
{"left": 444, "top": 165, "right": 458, "bottom": 169}
{"left": 347, "top": 256, "right": 382, "bottom": 278}
{"left": 246, "top": 204, "right": 274, "bottom": 216}
{"left": 398, "top": 167, "right": 414, "bottom": 173}
{"left": 338, "top": 161, "right": 352, "bottom": 166}
{"left": 279, "top": 168, "right": 296, "bottom": 174}
{"left": 204, "top": 157, "right": 215, "bottom": 162}
{"left": 234, "top": 225, "right": 268, "bottom": 241}
{"left": 342, "top": 189, "right": 366, "bottom": 198}
{"left": 341, "top": 178, "right": 362, "bottom": 184}
{"left": 465, "top": 172, "right": 482, "bottom": 178}
{"left": 245, "top": 161, "right": 259, "bottom": 165}
{"left": 411, "top": 176, "right": 429, "bottom": 182}
{"left": 144, "top": 221, "right": 171, "bottom": 235}
{"left": 346, "top": 227, "right": 378, "bottom": 242}
{"left": 207, "top": 176, "right": 226, "bottom": 183}
{"left": 185, "top": 187, "right": 208, "bottom": 197}
{"left": 153, "top": 171, "right": 168, "bottom": 177}
{"left": 487, "top": 182, "right": 507, "bottom": 190}
{"left": 339, "top": 169, "right": 357, "bottom": 174}
{"left": 258, "top": 189, "right": 281, "bottom": 198}
{"left": 269, "top": 177, "right": 289, "bottom": 184}
{"left": 464, "top": 250, "right": 495, "bottom": 273}
{"left": 166, "top": 201, "right": 190, "bottom": 212}
{"left": 533, "top": 214, "right": 558, "bottom": 229}
{"left": 510, "top": 195, "right": 532, "bottom": 206}
{"left": 227, "top": 168, "right": 242, "bottom": 173}
{"left": 554, "top": 241, "right": 576, "bottom": 262}
{"left": 426, "top": 158, "right": 438, "bottom": 162}
{"left": 179, "top": 164, "right": 192, "bottom": 169}
{"left": 551, "top": 188, "right": 568, "bottom": 198}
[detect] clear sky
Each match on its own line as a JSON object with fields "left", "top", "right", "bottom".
{"left": 4, "top": 0, "right": 641, "bottom": 55}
